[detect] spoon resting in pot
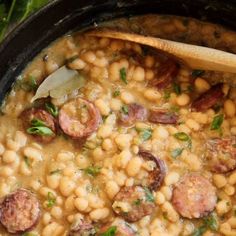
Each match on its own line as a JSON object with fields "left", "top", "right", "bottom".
{"left": 87, "top": 28, "right": 236, "bottom": 73}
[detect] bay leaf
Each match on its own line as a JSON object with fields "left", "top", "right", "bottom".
{"left": 31, "top": 66, "right": 85, "bottom": 102}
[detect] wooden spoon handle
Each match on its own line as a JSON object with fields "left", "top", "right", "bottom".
{"left": 88, "top": 29, "right": 236, "bottom": 73}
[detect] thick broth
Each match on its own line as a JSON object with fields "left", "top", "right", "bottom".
{"left": 0, "top": 15, "right": 236, "bottom": 236}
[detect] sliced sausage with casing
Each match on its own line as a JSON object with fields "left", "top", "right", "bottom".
{"left": 138, "top": 150, "right": 166, "bottom": 191}
{"left": 59, "top": 97, "right": 101, "bottom": 139}
{"left": 0, "top": 188, "right": 40, "bottom": 234}
{"left": 119, "top": 103, "right": 147, "bottom": 126}
{"left": 20, "top": 108, "right": 56, "bottom": 143}
{"left": 206, "top": 137, "right": 236, "bottom": 173}
{"left": 148, "top": 109, "right": 178, "bottom": 124}
{"left": 112, "top": 186, "right": 155, "bottom": 222}
{"left": 68, "top": 219, "right": 96, "bottom": 236}
{"left": 148, "top": 59, "right": 179, "bottom": 89}
{"left": 172, "top": 173, "right": 217, "bottom": 219}
{"left": 191, "top": 83, "right": 224, "bottom": 111}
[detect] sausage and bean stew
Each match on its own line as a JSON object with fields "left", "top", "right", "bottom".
{"left": 1, "top": 15, "right": 236, "bottom": 236}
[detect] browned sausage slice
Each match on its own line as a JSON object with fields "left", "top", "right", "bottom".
{"left": 119, "top": 103, "right": 147, "bottom": 126}
{"left": 112, "top": 186, "right": 155, "bottom": 222}
{"left": 68, "top": 219, "right": 96, "bottom": 236}
{"left": 172, "top": 173, "right": 217, "bottom": 219}
{"left": 191, "top": 83, "right": 224, "bottom": 111}
{"left": 206, "top": 137, "right": 236, "bottom": 173}
{"left": 138, "top": 150, "right": 166, "bottom": 191}
{"left": 148, "top": 109, "right": 178, "bottom": 124}
{"left": 99, "top": 218, "right": 136, "bottom": 236}
{"left": 59, "top": 98, "right": 101, "bottom": 139}
{"left": 0, "top": 188, "right": 40, "bottom": 234}
{"left": 148, "top": 59, "right": 179, "bottom": 89}
{"left": 20, "top": 108, "right": 56, "bottom": 143}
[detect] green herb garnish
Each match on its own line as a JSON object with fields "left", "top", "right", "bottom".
{"left": 121, "top": 105, "right": 129, "bottom": 115}
{"left": 27, "top": 126, "right": 54, "bottom": 136}
{"left": 84, "top": 166, "right": 101, "bottom": 177}
{"left": 28, "top": 75, "right": 38, "bottom": 90}
{"left": 113, "top": 90, "right": 120, "bottom": 97}
{"left": 171, "top": 148, "right": 184, "bottom": 158}
{"left": 173, "top": 82, "right": 181, "bottom": 95}
{"left": 174, "top": 132, "right": 192, "bottom": 149}
{"left": 192, "top": 69, "right": 205, "bottom": 78}
{"left": 211, "top": 114, "right": 224, "bottom": 130}
{"left": 16, "top": 75, "right": 38, "bottom": 91}
{"left": 144, "top": 187, "right": 154, "bottom": 202}
{"left": 31, "top": 118, "right": 45, "bottom": 127}
{"left": 27, "top": 118, "right": 54, "bottom": 136}
{"left": 139, "top": 129, "right": 152, "bottom": 141}
{"left": 191, "top": 213, "right": 218, "bottom": 236}
{"left": 203, "top": 213, "right": 218, "bottom": 231}
{"left": 191, "top": 225, "right": 207, "bottom": 236}
{"left": 133, "top": 199, "right": 142, "bottom": 206}
{"left": 101, "top": 226, "right": 117, "bottom": 236}
{"left": 45, "top": 102, "right": 58, "bottom": 117}
{"left": 46, "top": 192, "right": 56, "bottom": 208}
{"left": 174, "top": 132, "right": 190, "bottom": 141}
{"left": 119, "top": 67, "right": 127, "bottom": 84}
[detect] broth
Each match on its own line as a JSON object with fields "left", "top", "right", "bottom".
{"left": 0, "top": 15, "right": 236, "bottom": 236}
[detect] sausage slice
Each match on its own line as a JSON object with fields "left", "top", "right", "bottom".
{"left": 59, "top": 98, "right": 101, "bottom": 139}
{"left": 112, "top": 186, "right": 155, "bottom": 222}
{"left": 99, "top": 218, "right": 136, "bottom": 236}
{"left": 206, "top": 137, "right": 236, "bottom": 173}
{"left": 148, "top": 59, "right": 179, "bottom": 89}
{"left": 119, "top": 103, "right": 147, "bottom": 126}
{"left": 191, "top": 83, "right": 224, "bottom": 111}
{"left": 20, "top": 108, "right": 56, "bottom": 143}
{"left": 138, "top": 150, "right": 166, "bottom": 191}
{"left": 68, "top": 219, "right": 96, "bottom": 236}
{"left": 148, "top": 109, "right": 178, "bottom": 124}
{"left": 0, "top": 188, "right": 40, "bottom": 234}
{"left": 172, "top": 173, "right": 217, "bottom": 219}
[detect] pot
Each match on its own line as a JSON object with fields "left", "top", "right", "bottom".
{"left": 0, "top": 0, "right": 236, "bottom": 102}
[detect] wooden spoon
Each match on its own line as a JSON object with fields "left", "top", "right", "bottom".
{"left": 87, "top": 28, "right": 236, "bottom": 73}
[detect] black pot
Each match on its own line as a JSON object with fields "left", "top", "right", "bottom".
{"left": 0, "top": 0, "right": 236, "bottom": 102}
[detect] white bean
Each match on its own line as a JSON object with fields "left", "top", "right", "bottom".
{"left": 59, "top": 177, "right": 75, "bottom": 197}
{"left": 89, "top": 208, "right": 110, "bottom": 221}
